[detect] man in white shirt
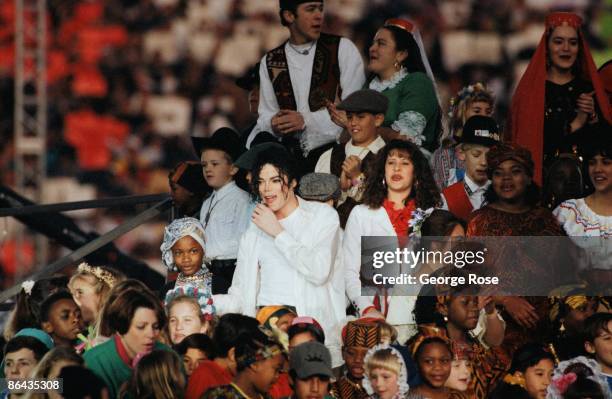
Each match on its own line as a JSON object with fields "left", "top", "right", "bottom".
{"left": 192, "top": 128, "right": 251, "bottom": 294}
{"left": 441, "top": 116, "right": 501, "bottom": 220}
{"left": 247, "top": 0, "right": 365, "bottom": 175}
{"left": 213, "top": 148, "right": 345, "bottom": 361}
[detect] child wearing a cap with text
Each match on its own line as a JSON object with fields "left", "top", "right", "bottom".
{"left": 441, "top": 115, "right": 501, "bottom": 221}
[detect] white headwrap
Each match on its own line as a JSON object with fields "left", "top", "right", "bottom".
{"left": 546, "top": 356, "right": 612, "bottom": 399}
{"left": 362, "top": 343, "right": 410, "bottom": 398}
{"left": 160, "top": 217, "right": 207, "bottom": 272}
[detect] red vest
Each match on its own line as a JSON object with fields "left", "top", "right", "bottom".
{"left": 443, "top": 181, "right": 473, "bottom": 221}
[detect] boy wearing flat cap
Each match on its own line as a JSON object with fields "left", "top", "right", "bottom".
{"left": 315, "top": 89, "right": 388, "bottom": 227}
{"left": 247, "top": 0, "right": 365, "bottom": 175}
{"left": 441, "top": 115, "right": 501, "bottom": 221}
{"left": 285, "top": 341, "right": 334, "bottom": 399}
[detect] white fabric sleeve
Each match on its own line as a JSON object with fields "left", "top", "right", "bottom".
{"left": 343, "top": 207, "right": 375, "bottom": 313}
{"left": 300, "top": 38, "right": 366, "bottom": 152}
{"left": 314, "top": 148, "right": 332, "bottom": 173}
{"left": 391, "top": 110, "right": 427, "bottom": 145}
{"left": 273, "top": 207, "right": 340, "bottom": 286}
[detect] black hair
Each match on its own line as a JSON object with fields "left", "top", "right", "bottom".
{"left": 583, "top": 312, "right": 612, "bottom": 344}
{"left": 381, "top": 25, "right": 427, "bottom": 74}
{"left": 362, "top": 140, "right": 441, "bottom": 209}
{"left": 212, "top": 314, "right": 260, "bottom": 358}
{"left": 39, "top": 290, "right": 75, "bottom": 323}
{"left": 234, "top": 327, "right": 284, "bottom": 372}
{"left": 412, "top": 337, "right": 451, "bottom": 364}
{"left": 250, "top": 148, "right": 299, "bottom": 202}
{"left": 4, "top": 276, "right": 69, "bottom": 340}
{"left": 174, "top": 333, "right": 214, "bottom": 358}
{"left": 288, "top": 323, "right": 325, "bottom": 344}
{"left": 418, "top": 209, "right": 466, "bottom": 251}
{"left": 58, "top": 366, "right": 108, "bottom": 399}
{"left": 562, "top": 362, "right": 605, "bottom": 399}
{"left": 3, "top": 335, "right": 50, "bottom": 362}
{"left": 582, "top": 129, "right": 612, "bottom": 162}
{"left": 508, "top": 343, "right": 555, "bottom": 374}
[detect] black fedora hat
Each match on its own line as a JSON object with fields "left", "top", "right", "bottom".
{"left": 191, "top": 127, "right": 246, "bottom": 162}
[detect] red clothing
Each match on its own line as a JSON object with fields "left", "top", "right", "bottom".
{"left": 382, "top": 198, "right": 416, "bottom": 244}
{"left": 186, "top": 360, "right": 233, "bottom": 399}
{"left": 268, "top": 372, "right": 292, "bottom": 398}
{"left": 443, "top": 182, "right": 473, "bottom": 221}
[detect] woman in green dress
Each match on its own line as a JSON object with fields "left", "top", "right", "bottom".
{"left": 329, "top": 18, "right": 441, "bottom": 156}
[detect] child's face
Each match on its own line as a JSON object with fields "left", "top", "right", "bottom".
{"left": 172, "top": 236, "right": 204, "bottom": 276}
{"left": 588, "top": 321, "right": 612, "bottom": 372}
{"left": 523, "top": 359, "right": 554, "bottom": 399}
{"left": 251, "top": 352, "right": 284, "bottom": 394}
{"left": 465, "top": 101, "right": 492, "bottom": 120}
{"left": 4, "top": 348, "right": 37, "bottom": 380}
{"left": 417, "top": 342, "right": 452, "bottom": 388}
{"left": 491, "top": 160, "right": 531, "bottom": 202}
{"left": 588, "top": 154, "right": 612, "bottom": 194}
{"left": 43, "top": 298, "right": 84, "bottom": 344}
{"left": 444, "top": 359, "right": 472, "bottom": 392}
{"left": 368, "top": 367, "right": 399, "bottom": 399}
{"left": 384, "top": 150, "right": 415, "bottom": 196}
{"left": 168, "top": 301, "right": 204, "bottom": 344}
{"left": 342, "top": 346, "right": 369, "bottom": 379}
{"left": 275, "top": 313, "right": 296, "bottom": 333}
{"left": 183, "top": 348, "right": 207, "bottom": 376}
{"left": 346, "top": 112, "right": 383, "bottom": 146}
{"left": 201, "top": 149, "right": 237, "bottom": 189}
{"left": 458, "top": 145, "right": 490, "bottom": 186}
{"left": 294, "top": 375, "right": 330, "bottom": 399}
{"left": 70, "top": 276, "right": 100, "bottom": 325}
{"left": 446, "top": 296, "right": 479, "bottom": 331}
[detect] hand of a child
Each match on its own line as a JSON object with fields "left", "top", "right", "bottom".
{"left": 252, "top": 203, "right": 284, "bottom": 237}
{"left": 478, "top": 296, "right": 496, "bottom": 314}
{"left": 501, "top": 297, "right": 538, "bottom": 329}
{"left": 342, "top": 156, "right": 362, "bottom": 180}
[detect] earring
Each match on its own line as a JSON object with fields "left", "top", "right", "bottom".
{"left": 443, "top": 316, "right": 448, "bottom": 322}
{"left": 394, "top": 61, "right": 400, "bottom": 70}
{"left": 382, "top": 178, "right": 386, "bottom": 187}
{"left": 560, "top": 320, "right": 565, "bottom": 333}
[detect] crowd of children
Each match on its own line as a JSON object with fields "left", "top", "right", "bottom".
{"left": 1, "top": 1, "right": 612, "bottom": 398}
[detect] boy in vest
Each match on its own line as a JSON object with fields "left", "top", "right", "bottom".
{"left": 192, "top": 128, "right": 251, "bottom": 294}
{"left": 441, "top": 115, "right": 501, "bottom": 221}
{"left": 315, "top": 89, "right": 387, "bottom": 227}
{"left": 247, "top": 0, "right": 365, "bottom": 175}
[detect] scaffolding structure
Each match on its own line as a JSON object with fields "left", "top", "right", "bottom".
{"left": 13, "top": 0, "right": 48, "bottom": 269}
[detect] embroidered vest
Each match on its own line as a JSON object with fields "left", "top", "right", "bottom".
{"left": 443, "top": 181, "right": 473, "bottom": 221}
{"left": 266, "top": 33, "right": 342, "bottom": 112}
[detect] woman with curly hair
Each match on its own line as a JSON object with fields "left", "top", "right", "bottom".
{"left": 343, "top": 139, "right": 441, "bottom": 322}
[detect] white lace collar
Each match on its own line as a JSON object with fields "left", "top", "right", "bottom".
{"left": 369, "top": 68, "right": 408, "bottom": 92}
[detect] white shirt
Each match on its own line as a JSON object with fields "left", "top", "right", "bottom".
{"left": 198, "top": 181, "right": 251, "bottom": 260}
{"left": 441, "top": 175, "right": 489, "bottom": 212}
{"left": 315, "top": 136, "right": 386, "bottom": 174}
{"left": 213, "top": 198, "right": 345, "bottom": 365}
{"left": 248, "top": 37, "right": 365, "bottom": 154}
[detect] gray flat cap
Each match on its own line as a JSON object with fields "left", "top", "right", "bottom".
{"left": 298, "top": 173, "right": 341, "bottom": 202}
{"left": 336, "top": 89, "right": 389, "bottom": 114}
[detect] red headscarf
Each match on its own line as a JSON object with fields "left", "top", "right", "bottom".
{"left": 510, "top": 12, "right": 612, "bottom": 185}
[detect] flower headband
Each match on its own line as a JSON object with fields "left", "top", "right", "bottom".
{"left": 409, "top": 207, "right": 434, "bottom": 238}
{"left": 448, "top": 82, "right": 491, "bottom": 118}
{"left": 547, "top": 356, "right": 612, "bottom": 399}
{"left": 77, "top": 262, "right": 117, "bottom": 288}
{"left": 362, "top": 344, "right": 410, "bottom": 397}
{"left": 164, "top": 284, "right": 215, "bottom": 320}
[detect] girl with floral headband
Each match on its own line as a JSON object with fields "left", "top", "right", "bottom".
{"left": 362, "top": 344, "right": 411, "bottom": 399}
{"left": 547, "top": 356, "right": 611, "bottom": 399}
{"left": 344, "top": 140, "right": 441, "bottom": 323}
{"left": 165, "top": 285, "right": 216, "bottom": 345}
{"left": 488, "top": 343, "right": 555, "bottom": 399}
{"left": 68, "top": 263, "right": 125, "bottom": 351}
{"left": 160, "top": 217, "right": 212, "bottom": 296}
{"left": 432, "top": 83, "right": 495, "bottom": 189}
{"left": 202, "top": 326, "right": 286, "bottom": 399}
